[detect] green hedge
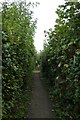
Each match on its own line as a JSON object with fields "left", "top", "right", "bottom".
{"left": 2, "top": 1, "right": 36, "bottom": 118}
{"left": 41, "top": 2, "right": 80, "bottom": 119}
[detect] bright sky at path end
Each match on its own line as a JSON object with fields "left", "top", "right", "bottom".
{"left": 27, "top": 0, "right": 65, "bottom": 52}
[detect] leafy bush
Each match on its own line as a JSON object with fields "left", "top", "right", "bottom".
{"left": 2, "top": 1, "right": 37, "bottom": 118}
{"left": 41, "top": 1, "right": 80, "bottom": 119}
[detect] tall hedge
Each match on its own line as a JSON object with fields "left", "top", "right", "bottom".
{"left": 2, "top": 1, "right": 37, "bottom": 118}
{"left": 41, "top": 1, "right": 80, "bottom": 119}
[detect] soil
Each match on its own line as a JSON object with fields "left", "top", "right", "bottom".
{"left": 27, "top": 71, "right": 56, "bottom": 118}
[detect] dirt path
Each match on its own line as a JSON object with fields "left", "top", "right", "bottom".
{"left": 28, "top": 71, "right": 56, "bottom": 118}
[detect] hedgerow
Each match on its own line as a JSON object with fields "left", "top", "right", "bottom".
{"left": 41, "top": 1, "right": 80, "bottom": 119}
{"left": 2, "top": 1, "right": 37, "bottom": 118}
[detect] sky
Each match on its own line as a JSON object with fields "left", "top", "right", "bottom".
{"left": 1, "top": 0, "right": 65, "bottom": 52}
{"left": 27, "top": 0, "right": 65, "bottom": 52}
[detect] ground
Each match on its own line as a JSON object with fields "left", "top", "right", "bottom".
{"left": 27, "top": 71, "right": 56, "bottom": 118}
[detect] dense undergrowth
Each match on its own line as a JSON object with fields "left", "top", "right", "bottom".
{"left": 41, "top": 1, "right": 80, "bottom": 119}
{"left": 2, "top": 1, "right": 37, "bottom": 118}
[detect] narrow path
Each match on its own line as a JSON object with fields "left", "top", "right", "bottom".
{"left": 28, "top": 71, "right": 56, "bottom": 118}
